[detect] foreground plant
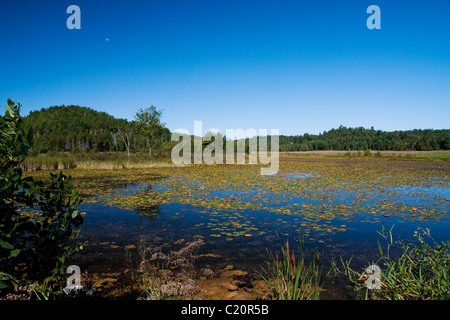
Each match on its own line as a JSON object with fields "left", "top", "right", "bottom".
{"left": 137, "top": 236, "right": 206, "bottom": 300}
{"left": 0, "top": 100, "right": 85, "bottom": 299}
{"left": 259, "top": 234, "right": 324, "bottom": 300}
{"left": 332, "top": 225, "right": 450, "bottom": 300}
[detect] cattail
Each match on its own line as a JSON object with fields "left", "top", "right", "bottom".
{"left": 292, "top": 254, "right": 296, "bottom": 270}
{"left": 276, "top": 253, "right": 279, "bottom": 268}
{"left": 290, "top": 254, "right": 294, "bottom": 274}
{"left": 290, "top": 254, "right": 296, "bottom": 275}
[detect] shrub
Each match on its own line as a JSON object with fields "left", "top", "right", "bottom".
{"left": 0, "top": 99, "right": 85, "bottom": 299}
{"left": 137, "top": 236, "right": 205, "bottom": 300}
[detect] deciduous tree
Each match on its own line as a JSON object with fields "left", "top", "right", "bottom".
{"left": 134, "top": 106, "right": 166, "bottom": 159}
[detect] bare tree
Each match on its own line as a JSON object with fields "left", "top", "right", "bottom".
{"left": 117, "top": 123, "right": 133, "bottom": 159}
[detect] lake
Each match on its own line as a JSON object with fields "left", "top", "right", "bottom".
{"left": 54, "top": 156, "right": 449, "bottom": 299}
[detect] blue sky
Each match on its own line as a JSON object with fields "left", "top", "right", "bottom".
{"left": 0, "top": 0, "right": 449, "bottom": 135}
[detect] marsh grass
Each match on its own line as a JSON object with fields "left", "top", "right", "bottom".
{"left": 332, "top": 226, "right": 450, "bottom": 300}
{"left": 21, "top": 151, "right": 173, "bottom": 171}
{"left": 413, "top": 152, "right": 450, "bottom": 159}
{"left": 259, "top": 234, "right": 325, "bottom": 300}
{"left": 281, "top": 150, "right": 450, "bottom": 161}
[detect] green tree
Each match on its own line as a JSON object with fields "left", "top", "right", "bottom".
{"left": 134, "top": 106, "right": 166, "bottom": 159}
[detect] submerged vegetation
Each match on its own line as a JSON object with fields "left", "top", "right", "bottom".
{"left": 38, "top": 155, "right": 447, "bottom": 238}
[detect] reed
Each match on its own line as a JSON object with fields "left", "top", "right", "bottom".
{"left": 331, "top": 226, "right": 450, "bottom": 300}
{"left": 259, "top": 235, "right": 324, "bottom": 300}
{"left": 21, "top": 151, "right": 173, "bottom": 171}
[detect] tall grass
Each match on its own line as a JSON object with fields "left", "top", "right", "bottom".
{"left": 414, "top": 152, "right": 450, "bottom": 159}
{"left": 21, "top": 151, "right": 173, "bottom": 171}
{"left": 332, "top": 226, "right": 450, "bottom": 300}
{"left": 259, "top": 235, "right": 324, "bottom": 300}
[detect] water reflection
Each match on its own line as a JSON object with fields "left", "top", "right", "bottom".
{"left": 136, "top": 205, "right": 161, "bottom": 220}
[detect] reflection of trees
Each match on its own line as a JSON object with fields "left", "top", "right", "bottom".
{"left": 136, "top": 205, "right": 161, "bottom": 221}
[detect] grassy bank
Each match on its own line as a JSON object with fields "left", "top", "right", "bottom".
{"left": 21, "top": 151, "right": 173, "bottom": 171}
{"left": 21, "top": 150, "right": 450, "bottom": 172}
{"left": 281, "top": 150, "right": 450, "bottom": 161}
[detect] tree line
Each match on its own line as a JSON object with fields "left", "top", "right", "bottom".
{"left": 23, "top": 106, "right": 449, "bottom": 156}
{"left": 279, "top": 126, "right": 449, "bottom": 152}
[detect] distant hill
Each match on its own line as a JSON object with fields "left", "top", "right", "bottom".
{"left": 23, "top": 105, "right": 170, "bottom": 153}
{"left": 24, "top": 105, "right": 125, "bottom": 136}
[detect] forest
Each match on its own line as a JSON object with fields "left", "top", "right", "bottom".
{"left": 278, "top": 126, "right": 450, "bottom": 152}
{"left": 23, "top": 105, "right": 449, "bottom": 156}
{"left": 23, "top": 105, "right": 172, "bottom": 155}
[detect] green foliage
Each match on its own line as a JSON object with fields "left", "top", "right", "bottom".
{"left": 23, "top": 105, "right": 449, "bottom": 159}
{"left": 23, "top": 105, "right": 124, "bottom": 152}
{"left": 22, "top": 105, "right": 171, "bottom": 155}
{"left": 259, "top": 235, "right": 324, "bottom": 300}
{"left": 279, "top": 126, "right": 450, "bottom": 151}
{"left": 332, "top": 226, "right": 450, "bottom": 300}
{"left": 0, "top": 100, "right": 85, "bottom": 299}
{"left": 134, "top": 106, "right": 166, "bottom": 158}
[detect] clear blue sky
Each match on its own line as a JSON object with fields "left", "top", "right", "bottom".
{"left": 1, "top": 0, "right": 449, "bottom": 136}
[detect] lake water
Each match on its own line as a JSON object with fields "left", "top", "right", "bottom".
{"left": 71, "top": 173, "right": 450, "bottom": 298}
